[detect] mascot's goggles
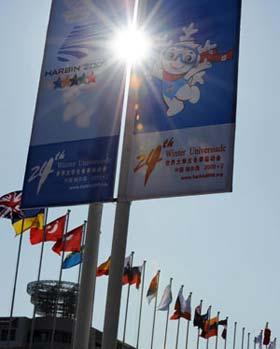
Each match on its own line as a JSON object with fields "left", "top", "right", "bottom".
{"left": 163, "top": 47, "right": 198, "bottom": 65}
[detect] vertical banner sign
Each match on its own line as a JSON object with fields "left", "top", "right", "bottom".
{"left": 22, "top": 0, "right": 130, "bottom": 207}
{"left": 120, "top": 0, "right": 241, "bottom": 200}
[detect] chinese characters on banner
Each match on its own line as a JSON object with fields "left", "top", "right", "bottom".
{"left": 22, "top": 0, "right": 132, "bottom": 207}
{"left": 119, "top": 0, "right": 241, "bottom": 200}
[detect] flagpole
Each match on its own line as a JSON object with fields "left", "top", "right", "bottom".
{"left": 247, "top": 332, "right": 251, "bottom": 349}
{"left": 101, "top": 200, "right": 131, "bottom": 349}
{"left": 224, "top": 317, "right": 228, "bottom": 349}
{"left": 197, "top": 300, "right": 203, "bottom": 349}
{"left": 175, "top": 285, "right": 184, "bottom": 349}
{"left": 76, "top": 221, "right": 87, "bottom": 295}
{"left": 50, "top": 209, "right": 71, "bottom": 349}
{"left": 151, "top": 270, "right": 160, "bottom": 349}
{"left": 241, "top": 327, "right": 245, "bottom": 349}
{"left": 233, "top": 322, "right": 237, "bottom": 349}
{"left": 185, "top": 292, "right": 192, "bottom": 349}
{"left": 28, "top": 208, "right": 49, "bottom": 349}
{"left": 101, "top": 0, "right": 141, "bottom": 347}
{"left": 136, "top": 260, "right": 146, "bottom": 349}
{"left": 123, "top": 251, "right": 135, "bottom": 344}
{"left": 206, "top": 306, "right": 212, "bottom": 349}
{"left": 73, "top": 203, "right": 103, "bottom": 349}
{"left": 71, "top": 220, "right": 87, "bottom": 348}
{"left": 7, "top": 217, "right": 25, "bottom": 348}
{"left": 163, "top": 277, "right": 173, "bottom": 349}
{"left": 215, "top": 311, "right": 220, "bottom": 349}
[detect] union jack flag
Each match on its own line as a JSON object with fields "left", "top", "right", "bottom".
{"left": 0, "top": 191, "right": 23, "bottom": 219}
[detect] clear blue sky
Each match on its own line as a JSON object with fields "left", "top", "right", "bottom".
{"left": 0, "top": 1, "right": 280, "bottom": 349}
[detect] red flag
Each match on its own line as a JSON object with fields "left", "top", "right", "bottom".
{"left": 129, "top": 266, "right": 142, "bottom": 289}
{"left": 52, "top": 225, "right": 83, "bottom": 255}
{"left": 263, "top": 328, "right": 271, "bottom": 346}
{"left": 96, "top": 257, "right": 111, "bottom": 276}
{"left": 30, "top": 215, "right": 66, "bottom": 245}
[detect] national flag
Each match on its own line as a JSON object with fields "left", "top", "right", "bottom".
{"left": 218, "top": 318, "right": 228, "bottom": 340}
{"left": 194, "top": 305, "right": 210, "bottom": 329}
{"left": 201, "top": 316, "right": 218, "bottom": 339}
{"left": 96, "top": 257, "right": 111, "bottom": 276}
{"left": 263, "top": 328, "right": 271, "bottom": 346}
{"left": 52, "top": 225, "right": 83, "bottom": 255}
{"left": 12, "top": 208, "right": 44, "bottom": 235}
{"left": 122, "top": 254, "right": 133, "bottom": 285}
{"left": 146, "top": 272, "right": 159, "bottom": 304}
{"left": 0, "top": 191, "right": 22, "bottom": 219}
{"left": 170, "top": 287, "right": 191, "bottom": 321}
{"left": 255, "top": 331, "right": 263, "bottom": 349}
{"left": 126, "top": 266, "right": 142, "bottom": 289}
{"left": 62, "top": 248, "right": 83, "bottom": 269}
{"left": 158, "top": 284, "right": 172, "bottom": 311}
{"left": 30, "top": 214, "right": 66, "bottom": 244}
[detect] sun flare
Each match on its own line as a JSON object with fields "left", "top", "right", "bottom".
{"left": 110, "top": 26, "right": 151, "bottom": 64}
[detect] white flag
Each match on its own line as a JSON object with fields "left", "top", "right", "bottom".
{"left": 124, "top": 254, "right": 133, "bottom": 269}
{"left": 268, "top": 339, "right": 277, "bottom": 349}
{"left": 182, "top": 293, "right": 192, "bottom": 314}
{"left": 158, "top": 284, "right": 172, "bottom": 311}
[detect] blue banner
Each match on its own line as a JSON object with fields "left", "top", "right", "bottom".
{"left": 121, "top": 0, "right": 241, "bottom": 200}
{"left": 22, "top": 0, "right": 130, "bottom": 207}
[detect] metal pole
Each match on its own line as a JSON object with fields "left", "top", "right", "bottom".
{"left": 123, "top": 251, "right": 135, "bottom": 344}
{"left": 175, "top": 319, "right": 181, "bottom": 349}
{"left": 241, "top": 328, "right": 245, "bottom": 349}
{"left": 28, "top": 208, "right": 49, "bottom": 349}
{"left": 215, "top": 312, "right": 220, "bottom": 349}
{"left": 175, "top": 285, "right": 184, "bottom": 349}
{"left": 101, "top": 201, "right": 131, "bottom": 349}
{"left": 224, "top": 317, "right": 228, "bottom": 349}
{"left": 150, "top": 270, "right": 160, "bottom": 349}
{"left": 7, "top": 218, "right": 25, "bottom": 348}
{"left": 50, "top": 210, "right": 71, "bottom": 349}
{"left": 206, "top": 306, "right": 212, "bottom": 349}
{"left": 163, "top": 278, "right": 173, "bottom": 349}
{"left": 101, "top": 0, "right": 141, "bottom": 346}
{"left": 247, "top": 333, "right": 251, "bottom": 349}
{"left": 72, "top": 203, "right": 103, "bottom": 349}
{"left": 197, "top": 300, "right": 203, "bottom": 349}
{"left": 136, "top": 260, "right": 146, "bottom": 349}
{"left": 185, "top": 292, "right": 192, "bottom": 349}
{"left": 71, "top": 221, "right": 87, "bottom": 348}
{"left": 233, "top": 322, "right": 237, "bottom": 349}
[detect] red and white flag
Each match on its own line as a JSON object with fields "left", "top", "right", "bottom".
{"left": 52, "top": 225, "right": 83, "bottom": 255}
{"left": 30, "top": 215, "right": 66, "bottom": 245}
{"left": 170, "top": 286, "right": 191, "bottom": 321}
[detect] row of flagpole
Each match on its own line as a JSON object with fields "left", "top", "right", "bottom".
{"left": 5, "top": 227, "right": 278, "bottom": 349}
{"left": 0, "top": 193, "right": 277, "bottom": 349}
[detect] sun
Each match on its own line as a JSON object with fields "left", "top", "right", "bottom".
{"left": 110, "top": 26, "right": 151, "bottom": 65}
